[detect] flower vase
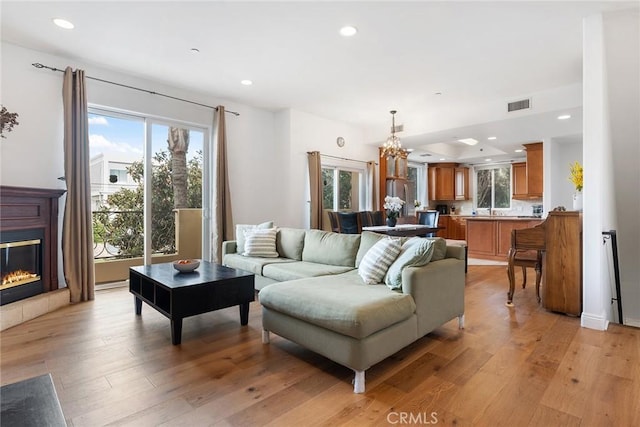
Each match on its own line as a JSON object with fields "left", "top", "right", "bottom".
{"left": 572, "top": 191, "right": 583, "bottom": 211}
{"left": 386, "top": 217, "right": 397, "bottom": 227}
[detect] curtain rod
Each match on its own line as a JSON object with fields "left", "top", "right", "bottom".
{"left": 317, "top": 153, "right": 377, "bottom": 165}
{"left": 32, "top": 63, "right": 240, "bottom": 116}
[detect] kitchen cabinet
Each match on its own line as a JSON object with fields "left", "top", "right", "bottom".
{"left": 466, "top": 220, "right": 497, "bottom": 257}
{"left": 467, "top": 218, "right": 543, "bottom": 260}
{"left": 429, "top": 163, "right": 455, "bottom": 200}
{"left": 454, "top": 167, "right": 470, "bottom": 200}
{"left": 436, "top": 215, "right": 449, "bottom": 238}
{"left": 448, "top": 216, "right": 467, "bottom": 240}
{"left": 497, "top": 220, "right": 542, "bottom": 257}
{"left": 434, "top": 215, "right": 467, "bottom": 240}
{"left": 378, "top": 149, "right": 409, "bottom": 211}
{"left": 524, "top": 142, "right": 543, "bottom": 198}
{"left": 512, "top": 162, "right": 528, "bottom": 199}
{"left": 428, "top": 163, "right": 468, "bottom": 201}
{"left": 381, "top": 149, "right": 408, "bottom": 179}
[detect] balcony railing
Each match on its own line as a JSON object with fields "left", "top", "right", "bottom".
{"left": 93, "top": 208, "right": 202, "bottom": 284}
{"left": 92, "top": 209, "right": 176, "bottom": 260}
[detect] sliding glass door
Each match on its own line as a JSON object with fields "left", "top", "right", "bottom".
{"left": 89, "top": 108, "right": 208, "bottom": 267}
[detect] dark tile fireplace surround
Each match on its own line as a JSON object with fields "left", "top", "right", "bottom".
{"left": 0, "top": 186, "right": 65, "bottom": 305}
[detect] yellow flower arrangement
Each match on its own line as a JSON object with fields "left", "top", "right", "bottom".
{"left": 569, "top": 161, "right": 583, "bottom": 192}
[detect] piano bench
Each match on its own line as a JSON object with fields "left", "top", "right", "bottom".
{"left": 507, "top": 250, "right": 542, "bottom": 306}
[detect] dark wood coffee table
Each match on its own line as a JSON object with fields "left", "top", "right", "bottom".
{"left": 129, "top": 261, "right": 254, "bottom": 345}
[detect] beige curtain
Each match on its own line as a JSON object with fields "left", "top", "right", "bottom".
{"left": 62, "top": 67, "right": 95, "bottom": 303}
{"left": 212, "top": 106, "right": 233, "bottom": 262}
{"left": 308, "top": 151, "right": 323, "bottom": 229}
{"left": 366, "top": 161, "right": 378, "bottom": 211}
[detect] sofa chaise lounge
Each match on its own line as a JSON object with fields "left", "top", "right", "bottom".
{"left": 222, "top": 228, "right": 466, "bottom": 393}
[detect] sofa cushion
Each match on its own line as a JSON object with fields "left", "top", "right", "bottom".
{"left": 302, "top": 230, "right": 361, "bottom": 267}
{"left": 243, "top": 227, "right": 278, "bottom": 257}
{"left": 355, "top": 231, "right": 387, "bottom": 267}
{"left": 427, "top": 237, "right": 448, "bottom": 261}
{"left": 259, "top": 276, "right": 416, "bottom": 339}
{"left": 358, "top": 237, "right": 402, "bottom": 284}
{"left": 385, "top": 237, "right": 435, "bottom": 290}
{"left": 236, "top": 221, "right": 273, "bottom": 254}
{"left": 223, "top": 253, "right": 295, "bottom": 275}
{"left": 276, "top": 228, "right": 306, "bottom": 260}
{"left": 262, "top": 261, "right": 354, "bottom": 282}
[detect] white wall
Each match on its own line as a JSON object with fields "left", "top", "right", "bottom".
{"left": 0, "top": 42, "right": 284, "bottom": 285}
{"left": 582, "top": 9, "right": 639, "bottom": 329}
{"left": 285, "top": 109, "right": 378, "bottom": 228}
{"left": 0, "top": 43, "right": 383, "bottom": 287}
{"left": 548, "top": 139, "right": 583, "bottom": 210}
{"left": 604, "top": 9, "right": 640, "bottom": 326}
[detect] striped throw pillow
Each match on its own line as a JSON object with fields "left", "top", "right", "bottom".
{"left": 243, "top": 227, "right": 278, "bottom": 258}
{"left": 358, "top": 237, "right": 402, "bottom": 284}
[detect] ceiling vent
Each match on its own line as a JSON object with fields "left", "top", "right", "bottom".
{"left": 419, "top": 153, "right": 432, "bottom": 157}
{"left": 507, "top": 98, "right": 531, "bottom": 112}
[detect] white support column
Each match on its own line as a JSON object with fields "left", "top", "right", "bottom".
{"left": 458, "top": 314, "right": 465, "bottom": 329}
{"left": 353, "top": 370, "right": 365, "bottom": 393}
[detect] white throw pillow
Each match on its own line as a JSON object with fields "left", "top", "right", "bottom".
{"left": 358, "top": 237, "right": 402, "bottom": 284}
{"left": 243, "top": 227, "right": 278, "bottom": 258}
{"left": 235, "top": 221, "right": 273, "bottom": 254}
{"left": 385, "top": 237, "right": 435, "bottom": 290}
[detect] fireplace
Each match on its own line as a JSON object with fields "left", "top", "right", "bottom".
{"left": 1, "top": 229, "right": 44, "bottom": 305}
{"left": 0, "top": 186, "right": 65, "bottom": 306}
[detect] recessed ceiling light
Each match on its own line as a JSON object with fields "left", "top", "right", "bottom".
{"left": 339, "top": 26, "right": 358, "bottom": 37}
{"left": 240, "top": 80, "right": 253, "bottom": 86}
{"left": 189, "top": 48, "right": 200, "bottom": 54}
{"left": 439, "top": 158, "right": 446, "bottom": 161}
{"left": 458, "top": 138, "right": 478, "bottom": 146}
{"left": 558, "top": 114, "right": 571, "bottom": 120}
{"left": 515, "top": 149, "right": 523, "bottom": 153}
{"left": 485, "top": 158, "right": 492, "bottom": 162}
{"left": 487, "top": 136, "right": 497, "bottom": 140}
{"left": 53, "top": 18, "right": 74, "bottom": 29}
{"left": 406, "top": 148, "right": 414, "bottom": 152}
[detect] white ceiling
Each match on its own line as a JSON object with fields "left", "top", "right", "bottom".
{"left": 2, "top": 1, "right": 637, "bottom": 162}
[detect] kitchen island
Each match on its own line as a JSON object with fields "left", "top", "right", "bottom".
{"left": 465, "top": 216, "right": 543, "bottom": 261}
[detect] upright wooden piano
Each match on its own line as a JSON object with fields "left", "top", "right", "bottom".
{"left": 507, "top": 211, "right": 583, "bottom": 315}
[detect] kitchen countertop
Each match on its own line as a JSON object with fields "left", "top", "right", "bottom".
{"left": 449, "top": 215, "right": 543, "bottom": 221}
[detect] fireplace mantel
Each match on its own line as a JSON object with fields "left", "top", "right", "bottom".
{"left": 1, "top": 186, "right": 66, "bottom": 298}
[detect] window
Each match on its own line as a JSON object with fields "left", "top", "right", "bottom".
{"left": 88, "top": 108, "right": 207, "bottom": 261}
{"left": 476, "top": 166, "right": 511, "bottom": 209}
{"left": 406, "top": 163, "right": 425, "bottom": 215}
{"left": 322, "top": 165, "right": 362, "bottom": 211}
{"left": 108, "top": 168, "right": 129, "bottom": 184}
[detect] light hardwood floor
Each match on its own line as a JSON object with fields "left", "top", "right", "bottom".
{"left": 1, "top": 266, "right": 639, "bottom": 426}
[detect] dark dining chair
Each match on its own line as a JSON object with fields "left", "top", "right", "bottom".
{"left": 418, "top": 210, "right": 440, "bottom": 237}
{"left": 337, "top": 212, "right": 359, "bottom": 234}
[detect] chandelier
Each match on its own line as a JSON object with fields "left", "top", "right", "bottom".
{"left": 380, "top": 110, "right": 406, "bottom": 158}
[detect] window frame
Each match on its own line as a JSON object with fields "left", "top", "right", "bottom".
{"left": 88, "top": 105, "right": 211, "bottom": 263}
{"left": 474, "top": 164, "right": 512, "bottom": 211}
{"left": 407, "top": 162, "right": 426, "bottom": 215}
{"left": 321, "top": 158, "right": 365, "bottom": 212}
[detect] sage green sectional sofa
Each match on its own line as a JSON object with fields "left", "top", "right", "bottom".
{"left": 222, "top": 228, "right": 466, "bottom": 393}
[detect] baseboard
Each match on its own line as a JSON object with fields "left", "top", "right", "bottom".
{"left": 624, "top": 317, "right": 640, "bottom": 328}
{"left": 0, "top": 288, "right": 70, "bottom": 331}
{"left": 581, "top": 311, "right": 610, "bottom": 331}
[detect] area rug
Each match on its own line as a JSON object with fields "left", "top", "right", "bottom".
{"left": 0, "top": 373, "right": 66, "bottom": 426}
